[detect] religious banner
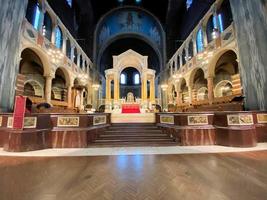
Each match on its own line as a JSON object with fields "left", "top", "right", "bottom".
{"left": 93, "top": 115, "right": 107, "bottom": 125}
{"left": 188, "top": 115, "right": 209, "bottom": 125}
{"left": 160, "top": 115, "right": 174, "bottom": 125}
{"left": 257, "top": 114, "right": 267, "bottom": 124}
{"left": 12, "top": 96, "right": 26, "bottom": 130}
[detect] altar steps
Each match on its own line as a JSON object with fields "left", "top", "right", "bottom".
{"left": 91, "top": 123, "right": 176, "bottom": 147}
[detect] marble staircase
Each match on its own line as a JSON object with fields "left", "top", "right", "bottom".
{"left": 91, "top": 123, "right": 177, "bottom": 146}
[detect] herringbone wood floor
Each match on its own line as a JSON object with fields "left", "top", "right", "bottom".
{"left": 0, "top": 151, "right": 267, "bottom": 200}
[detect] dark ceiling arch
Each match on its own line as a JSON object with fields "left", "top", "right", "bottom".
{"left": 93, "top": 6, "right": 166, "bottom": 74}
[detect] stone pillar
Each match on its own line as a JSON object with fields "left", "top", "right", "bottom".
{"left": 170, "top": 63, "right": 173, "bottom": 76}
{"left": 62, "top": 36, "right": 67, "bottom": 55}
{"left": 179, "top": 54, "right": 183, "bottom": 68}
{"left": 67, "top": 85, "right": 72, "bottom": 108}
{"left": 77, "top": 54, "right": 81, "bottom": 68}
{"left": 202, "top": 25, "right": 208, "bottom": 47}
{"left": 114, "top": 75, "right": 119, "bottom": 101}
{"left": 0, "top": 0, "right": 28, "bottom": 111}
{"left": 80, "top": 89, "right": 85, "bottom": 108}
{"left": 193, "top": 37, "right": 198, "bottom": 56}
{"left": 207, "top": 76, "right": 214, "bottom": 104}
{"left": 105, "top": 77, "right": 111, "bottom": 101}
{"left": 175, "top": 55, "right": 178, "bottom": 71}
{"left": 142, "top": 74, "right": 147, "bottom": 101}
{"left": 45, "top": 76, "right": 53, "bottom": 104}
{"left": 150, "top": 77, "right": 155, "bottom": 103}
{"left": 87, "top": 83, "right": 92, "bottom": 105}
{"left": 51, "top": 25, "right": 57, "bottom": 45}
{"left": 188, "top": 86, "right": 193, "bottom": 104}
{"left": 230, "top": 0, "right": 267, "bottom": 110}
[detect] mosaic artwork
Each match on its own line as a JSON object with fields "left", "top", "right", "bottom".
{"left": 227, "top": 114, "right": 254, "bottom": 125}
{"left": 24, "top": 117, "right": 37, "bottom": 128}
{"left": 7, "top": 117, "right": 13, "bottom": 128}
{"left": 188, "top": 115, "right": 209, "bottom": 125}
{"left": 57, "top": 117, "right": 79, "bottom": 127}
{"left": 257, "top": 114, "right": 267, "bottom": 123}
{"left": 239, "top": 114, "right": 254, "bottom": 125}
{"left": 93, "top": 115, "right": 107, "bottom": 125}
{"left": 160, "top": 115, "right": 174, "bottom": 125}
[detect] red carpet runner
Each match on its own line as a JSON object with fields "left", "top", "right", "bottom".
{"left": 121, "top": 103, "right": 140, "bottom": 113}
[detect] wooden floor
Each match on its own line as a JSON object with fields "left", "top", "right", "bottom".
{"left": 0, "top": 151, "right": 267, "bottom": 200}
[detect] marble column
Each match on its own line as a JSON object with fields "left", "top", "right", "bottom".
{"left": 207, "top": 76, "right": 214, "bottom": 104}
{"left": 87, "top": 83, "right": 92, "bottom": 105}
{"left": 202, "top": 26, "right": 208, "bottom": 47}
{"left": 150, "top": 77, "right": 155, "bottom": 103}
{"left": 230, "top": 0, "right": 267, "bottom": 110}
{"left": 105, "top": 77, "right": 111, "bottom": 101}
{"left": 179, "top": 54, "right": 183, "bottom": 68}
{"left": 114, "top": 75, "right": 119, "bottom": 101}
{"left": 45, "top": 76, "right": 53, "bottom": 104}
{"left": 67, "top": 85, "right": 72, "bottom": 108}
{"left": 188, "top": 86, "right": 193, "bottom": 104}
{"left": 142, "top": 74, "right": 147, "bottom": 101}
{"left": 0, "top": 0, "right": 28, "bottom": 111}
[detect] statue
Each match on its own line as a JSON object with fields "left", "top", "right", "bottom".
{"left": 126, "top": 92, "right": 135, "bottom": 103}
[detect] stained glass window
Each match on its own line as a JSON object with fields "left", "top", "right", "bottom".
{"left": 66, "top": 0, "right": 72, "bottom": 7}
{"left": 196, "top": 29, "right": 204, "bottom": 52}
{"left": 55, "top": 26, "right": 63, "bottom": 49}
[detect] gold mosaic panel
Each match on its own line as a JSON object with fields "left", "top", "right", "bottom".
{"left": 188, "top": 115, "right": 209, "bottom": 125}
{"left": 57, "top": 117, "right": 80, "bottom": 127}
{"left": 160, "top": 115, "right": 174, "bottom": 125}
{"left": 93, "top": 115, "right": 107, "bottom": 125}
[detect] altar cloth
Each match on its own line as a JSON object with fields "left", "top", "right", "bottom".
{"left": 121, "top": 104, "right": 140, "bottom": 113}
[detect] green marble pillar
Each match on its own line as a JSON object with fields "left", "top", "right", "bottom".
{"left": 0, "top": 0, "right": 28, "bottom": 112}
{"left": 230, "top": 0, "right": 267, "bottom": 110}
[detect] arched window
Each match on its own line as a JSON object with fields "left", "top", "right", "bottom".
{"left": 55, "top": 26, "right": 63, "bottom": 49}
{"left": 188, "top": 41, "right": 194, "bottom": 59}
{"left": 196, "top": 29, "right": 204, "bottom": 53}
{"left": 218, "top": 14, "right": 224, "bottom": 33}
{"left": 66, "top": 0, "right": 72, "bottom": 7}
{"left": 26, "top": 0, "right": 42, "bottom": 30}
{"left": 217, "top": 0, "right": 233, "bottom": 32}
{"left": 120, "top": 74, "right": 126, "bottom": 84}
{"left": 73, "top": 48, "right": 78, "bottom": 64}
{"left": 80, "top": 55, "right": 83, "bottom": 69}
{"left": 66, "top": 38, "right": 71, "bottom": 59}
{"left": 134, "top": 74, "right": 140, "bottom": 85}
{"left": 207, "top": 15, "right": 218, "bottom": 43}
{"left": 186, "top": 0, "right": 193, "bottom": 9}
{"left": 43, "top": 12, "right": 53, "bottom": 41}
{"left": 182, "top": 49, "right": 186, "bottom": 65}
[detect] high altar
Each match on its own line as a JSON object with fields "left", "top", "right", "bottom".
{"left": 105, "top": 49, "right": 156, "bottom": 112}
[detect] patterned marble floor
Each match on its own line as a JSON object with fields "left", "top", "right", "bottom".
{"left": 1, "top": 143, "right": 267, "bottom": 157}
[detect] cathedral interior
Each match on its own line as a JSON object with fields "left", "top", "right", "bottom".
{"left": 0, "top": 0, "right": 267, "bottom": 199}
